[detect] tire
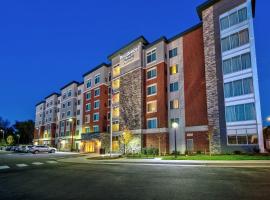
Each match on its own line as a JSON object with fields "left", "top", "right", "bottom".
{"left": 50, "top": 149, "right": 55, "bottom": 153}
{"left": 33, "top": 150, "right": 39, "bottom": 154}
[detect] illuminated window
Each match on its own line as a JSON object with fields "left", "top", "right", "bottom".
{"left": 170, "top": 99, "right": 179, "bottom": 109}
{"left": 112, "top": 93, "right": 120, "bottom": 104}
{"left": 112, "top": 122, "right": 120, "bottom": 132}
{"left": 169, "top": 64, "right": 178, "bottom": 75}
{"left": 85, "top": 114, "right": 90, "bottom": 123}
{"left": 113, "top": 65, "right": 120, "bottom": 77}
{"left": 93, "top": 125, "right": 99, "bottom": 133}
{"left": 112, "top": 79, "right": 120, "bottom": 90}
{"left": 113, "top": 107, "right": 120, "bottom": 117}
{"left": 147, "top": 101, "right": 157, "bottom": 113}
{"left": 85, "top": 127, "right": 90, "bottom": 133}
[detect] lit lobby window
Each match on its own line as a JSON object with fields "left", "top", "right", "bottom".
{"left": 169, "top": 64, "right": 178, "bottom": 75}
{"left": 112, "top": 93, "right": 120, "bottom": 104}
{"left": 113, "top": 107, "right": 120, "bottom": 117}
{"left": 113, "top": 65, "right": 120, "bottom": 77}
{"left": 147, "top": 101, "right": 157, "bottom": 113}
{"left": 112, "top": 79, "right": 120, "bottom": 90}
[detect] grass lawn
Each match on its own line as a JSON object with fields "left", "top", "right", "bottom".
{"left": 162, "top": 154, "right": 270, "bottom": 160}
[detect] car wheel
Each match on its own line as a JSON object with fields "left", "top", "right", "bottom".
{"left": 33, "top": 150, "right": 39, "bottom": 154}
{"left": 50, "top": 149, "right": 55, "bottom": 153}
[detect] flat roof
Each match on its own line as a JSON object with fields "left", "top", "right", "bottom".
{"left": 35, "top": 101, "right": 45, "bottom": 107}
{"left": 82, "top": 63, "right": 110, "bottom": 77}
{"left": 108, "top": 36, "right": 149, "bottom": 60}
{"left": 44, "top": 92, "right": 60, "bottom": 100}
{"left": 60, "top": 81, "right": 79, "bottom": 90}
{"left": 196, "top": 0, "right": 256, "bottom": 20}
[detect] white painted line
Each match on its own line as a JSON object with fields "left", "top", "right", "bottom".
{"left": 32, "top": 162, "right": 44, "bottom": 165}
{"left": 89, "top": 162, "right": 206, "bottom": 167}
{"left": 46, "top": 161, "right": 58, "bottom": 164}
{"left": 0, "top": 165, "right": 10, "bottom": 170}
{"left": 16, "top": 164, "right": 28, "bottom": 167}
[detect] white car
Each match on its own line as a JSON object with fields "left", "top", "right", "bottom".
{"left": 29, "top": 145, "right": 57, "bottom": 154}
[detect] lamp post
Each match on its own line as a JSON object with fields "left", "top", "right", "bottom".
{"left": 69, "top": 118, "right": 74, "bottom": 152}
{"left": 172, "top": 122, "right": 179, "bottom": 158}
{"left": 266, "top": 117, "right": 270, "bottom": 124}
{"left": 0, "top": 129, "right": 4, "bottom": 140}
{"left": 16, "top": 134, "right": 20, "bottom": 145}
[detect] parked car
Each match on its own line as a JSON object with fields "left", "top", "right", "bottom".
{"left": 10, "top": 146, "right": 18, "bottom": 151}
{"left": 5, "top": 146, "right": 12, "bottom": 151}
{"left": 15, "top": 145, "right": 24, "bottom": 152}
{"left": 21, "top": 145, "right": 33, "bottom": 153}
{"left": 29, "top": 145, "right": 56, "bottom": 154}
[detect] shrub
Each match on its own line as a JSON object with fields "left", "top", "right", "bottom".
{"left": 253, "top": 147, "right": 260, "bottom": 154}
{"left": 233, "top": 150, "right": 242, "bottom": 155}
{"left": 196, "top": 150, "right": 202, "bottom": 155}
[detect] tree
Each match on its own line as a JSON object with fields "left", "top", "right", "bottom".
{"left": 13, "top": 120, "right": 34, "bottom": 144}
{"left": 119, "top": 128, "right": 133, "bottom": 154}
{"left": 6, "top": 135, "right": 14, "bottom": 145}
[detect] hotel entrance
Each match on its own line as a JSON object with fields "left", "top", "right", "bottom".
{"left": 81, "top": 140, "right": 101, "bottom": 153}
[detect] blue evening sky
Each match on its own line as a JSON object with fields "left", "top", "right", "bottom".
{"left": 0, "top": 0, "right": 269, "bottom": 125}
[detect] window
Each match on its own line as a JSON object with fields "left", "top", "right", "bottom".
{"left": 76, "top": 120, "right": 80, "bottom": 126}
{"left": 85, "top": 127, "right": 90, "bottom": 133}
{"left": 67, "top": 101, "right": 71, "bottom": 107}
{"left": 67, "top": 111, "right": 71, "bottom": 117}
{"left": 170, "top": 99, "right": 179, "bottom": 109}
{"left": 169, "top": 64, "right": 178, "bottom": 75}
{"left": 85, "top": 103, "right": 91, "bottom": 112}
{"left": 112, "top": 93, "right": 120, "bottom": 104}
{"left": 220, "top": 7, "right": 247, "bottom": 31}
{"left": 50, "top": 109, "right": 52, "bottom": 113}
{"left": 66, "top": 121, "right": 70, "bottom": 126}
{"left": 222, "top": 52, "right": 251, "bottom": 75}
{"left": 86, "top": 92, "right": 91, "bottom": 100}
{"left": 62, "top": 103, "right": 66, "bottom": 108}
{"left": 93, "top": 113, "right": 99, "bottom": 121}
{"left": 225, "top": 103, "right": 256, "bottom": 122}
{"left": 112, "top": 121, "right": 119, "bottom": 132}
{"left": 77, "top": 100, "right": 81, "bottom": 105}
{"left": 147, "top": 101, "right": 157, "bottom": 113}
{"left": 170, "top": 118, "right": 180, "bottom": 128}
{"left": 169, "top": 48, "right": 178, "bottom": 58}
{"left": 94, "top": 100, "right": 100, "bottom": 109}
{"left": 112, "top": 107, "right": 119, "bottom": 117}
{"left": 62, "top": 113, "right": 65, "bottom": 119}
{"left": 147, "top": 118, "right": 157, "bottom": 129}
{"left": 147, "top": 68, "right": 157, "bottom": 80}
{"left": 94, "top": 74, "right": 100, "bottom": 85}
{"left": 221, "top": 29, "right": 249, "bottom": 52}
{"left": 146, "top": 49, "right": 157, "bottom": 64}
{"left": 63, "top": 94, "right": 66, "bottom": 100}
{"left": 113, "top": 65, "right": 120, "bottom": 77}
{"left": 93, "top": 125, "right": 99, "bottom": 133}
{"left": 107, "top": 112, "right": 110, "bottom": 120}
{"left": 112, "top": 79, "right": 120, "bottom": 90}
{"left": 94, "top": 88, "right": 100, "bottom": 97}
{"left": 170, "top": 82, "right": 179, "bottom": 92}
{"left": 77, "top": 90, "right": 81, "bottom": 95}
{"left": 77, "top": 110, "right": 80, "bottom": 115}
{"left": 147, "top": 84, "right": 157, "bottom": 96}
{"left": 224, "top": 77, "right": 253, "bottom": 98}
{"left": 68, "top": 90, "right": 72, "bottom": 97}
{"left": 86, "top": 79, "right": 91, "bottom": 89}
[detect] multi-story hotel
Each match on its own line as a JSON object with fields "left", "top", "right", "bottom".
{"left": 34, "top": 0, "right": 265, "bottom": 153}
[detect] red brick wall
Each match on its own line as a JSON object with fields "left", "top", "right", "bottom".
{"left": 183, "top": 27, "right": 208, "bottom": 127}
{"left": 83, "top": 84, "right": 109, "bottom": 132}
{"left": 144, "top": 62, "right": 168, "bottom": 128}
{"left": 185, "top": 132, "right": 209, "bottom": 153}
{"left": 143, "top": 133, "right": 169, "bottom": 154}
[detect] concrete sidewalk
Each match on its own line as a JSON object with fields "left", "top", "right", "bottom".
{"left": 57, "top": 154, "right": 270, "bottom": 167}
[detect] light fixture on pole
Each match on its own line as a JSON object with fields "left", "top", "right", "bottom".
{"left": 69, "top": 118, "right": 74, "bottom": 151}
{"left": 0, "top": 129, "right": 4, "bottom": 140}
{"left": 267, "top": 116, "right": 270, "bottom": 123}
{"left": 172, "top": 122, "right": 179, "bottom": 158}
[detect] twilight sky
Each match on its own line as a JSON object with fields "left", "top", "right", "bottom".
{"left": 0, "top": 0, "right": 269, "bottom": 125}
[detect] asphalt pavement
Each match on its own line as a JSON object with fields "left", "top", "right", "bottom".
{"left": 0, "top": 151, "right": 270, "bottom": 200}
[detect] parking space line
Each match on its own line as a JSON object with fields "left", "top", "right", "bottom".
{"left": 32, "top": 162, "right": 44, "bottom": 165}
{"left": 0, "top": 165, "right": 10, "bottom": 170}
{"left": 46, "top": 161, "right": 58, "bottom": 164}
{"left": 16, "top": 164, "right": 28, "bottom": 167}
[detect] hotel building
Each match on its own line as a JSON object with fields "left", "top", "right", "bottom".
{"left": 34, "top": 0, "right": 264, "bottom": 153}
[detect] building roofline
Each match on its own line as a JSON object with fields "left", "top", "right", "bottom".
{"left": 60, "top": 81, "right": 79, "bottom": 90}
{"left": 44, "top": 92, "right": 60, "bottom": 100}
{"left": 196, "top": 0, "right": 256, "bottom": 20}
{"left": 82, "top": 63, "right": 109, "bottom": 77}
{"left": 35, "top": 100, "right": 45, "bottom": 107}
{"left": 144, "top": 36, "right": 168, "bottom": 49}
{"left": 107, "top": 36, "right": 149, "bottom": 60}
{"left": 168, "top": 22, "right": 203, "bottom": 42}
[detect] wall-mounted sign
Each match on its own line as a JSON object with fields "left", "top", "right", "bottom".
{"left": 120, "top": 46, "right": 139, "bottom": 66}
